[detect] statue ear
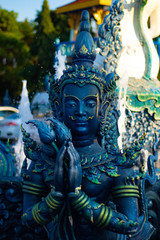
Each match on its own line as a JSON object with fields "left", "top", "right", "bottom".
{"left": 53, "top": 101, "right": 63, "bottom": 119}
{"left": 54, "top": 100, "right": 59, "bottom": 108}
{"left": 98, "top": 109, "right": 102, "bottom": 116}
{"left": 98, "top": 104, "right": 102, "bottom": 116}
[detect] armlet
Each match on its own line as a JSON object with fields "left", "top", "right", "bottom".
{"left": 112, "top": 185, "right": 139, "bottom": 199}
{"left": 23, "top": 181, "right": 47, "bottom": 196}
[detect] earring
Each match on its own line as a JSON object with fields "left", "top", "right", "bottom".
{"left": 98, "top": 110, "right": 102, "bottom": 116}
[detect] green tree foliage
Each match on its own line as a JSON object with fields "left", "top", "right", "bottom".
{"left": 18, "top": 19, "right": 35, "bottom": 46}
{"left": 50, "top": 11, "right": 70, "bottom": 42}
{"left": 23, "top": 0, "right": 70, "bottom": 97}
{"left": 0, "top": 7, "right": 31, "bottom": 104}
{"left": 0, "top": 7, "right": 20, "bottom": 37}
{"left": 0, "top": 1, "right": 70, "bottom": 103}
{"left": 40, "top": 0, "right": 55, "bottom": 35}
{"left": 23, "top": 0, "right": 56, "bottom": 94}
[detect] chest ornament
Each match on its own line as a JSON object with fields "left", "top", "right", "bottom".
{"left": 81, "top": 153, "right": 120, "bottom": 184}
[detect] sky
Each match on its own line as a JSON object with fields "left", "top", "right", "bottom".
{"left": 0, "top": 0, "right": 73, "bottom": 21}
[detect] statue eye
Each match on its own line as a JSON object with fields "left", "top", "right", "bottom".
{"left": 65, "top": 101, "right": 77, "bottom": 108}
{"left": 85, "top": 100, "right": 96, "bottom": 108}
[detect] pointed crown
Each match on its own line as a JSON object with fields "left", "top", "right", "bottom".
{"left": 50, "top": 10, "right": 118, "bottom": 104}
{"left": 72, "top": 10, "right": 96, "bottom": 65}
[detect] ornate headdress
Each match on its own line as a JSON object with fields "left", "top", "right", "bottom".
{"left": 49, "top": 10, "right": 118, "bottom": 118}
{"left": 49, "top": 10, "right": 120, "bottom": 154}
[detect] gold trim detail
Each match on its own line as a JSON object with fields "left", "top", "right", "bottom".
{"left": 79, "top": 44, "right": 88, "bottom": 54}
{"left": 45, "top": 193, "right": 63, "bottom": 210}
{"left": 56, "top": 0, "right": 111, "bottom": 14}
{"left": 32, "top": 203, "right": 49, "bottom": 225}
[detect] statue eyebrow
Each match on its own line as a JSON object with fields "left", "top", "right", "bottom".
{"left": 64, "top": 94, "right": 80, "bottom": 101}
{"left": 64, "top": 93, "right": 99, "bottom": 101}
{"left": 83, "top": 93, "right": 99, "bottom": 100}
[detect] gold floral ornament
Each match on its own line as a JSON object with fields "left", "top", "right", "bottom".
{"left": 79, "top": 44, "right": 88, "bottom": 54}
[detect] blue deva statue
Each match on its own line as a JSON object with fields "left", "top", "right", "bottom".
{"left": 21, "top": 10, "right": 157, "bottom": 240}
{"left": 0, "top": 140, "right": 15, "bottom": 176}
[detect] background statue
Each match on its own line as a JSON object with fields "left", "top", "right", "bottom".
{"left": 21, "top": 10, "right": 157, "bottom": 240}
{"left": 98, "top": 0, "right": 160, "bottom": 79}
{"left": 0, "top": 140, "right": 15, "bottom": 176}
{"left": 112, "top": 0, "right": 160, "bottom": 79}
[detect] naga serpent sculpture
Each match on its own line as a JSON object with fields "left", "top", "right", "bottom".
{"left": 116, "top": 0, "right": 160, "bottom": 79}
{"left": 98, "top": 0, "right": 160, "bottom": 79}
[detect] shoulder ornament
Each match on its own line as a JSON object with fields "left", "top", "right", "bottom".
{"left": 81, "top": 153, "right": 120, "bottom": 184}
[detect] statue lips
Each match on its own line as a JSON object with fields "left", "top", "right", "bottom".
{"left": 73, "top": 119, "right": 89, "bottom": 133}
{"left": 74, "top": 118, "right": 88, "bottom": 126}
{"left": 75, "top": 121, "right": 88, "bottom": 126}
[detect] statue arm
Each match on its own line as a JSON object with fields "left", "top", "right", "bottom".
{"left": 111, "top": 167, "right": 155, "bottom": 240}
{"left": 22, "top": 133, "right": 67, "bottom": 229}
{"left": 67, "top": 143, "right": 138, "bottom": 234}
{"left": 22, "top": 161, "right": 64, "bottom": 229}
{"left": 22, "top": 188, "right": 63, "bottom": 228}
{"left": 112, "top": 167, "right": 139, "bottom": 223}
{"left": 68, "top": 186, "right": 138, "bottom": 234}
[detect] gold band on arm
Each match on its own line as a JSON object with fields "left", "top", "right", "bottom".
{"left": 32, "top": 202, "right": 50, "bottom": 225}
{"left": 45, "top": 191, "right": 63, "bottom": 210}
{"left": 112, "top": 185, "right": 139, "bottom": 199}
{"left": 68, "top": 189, "right": 112, "bottom": 228}
{"left": 23, "top": 181, "right": 46, "bottom": 196}
{"left": 95, "top": 205, "right": 112, "bottom": 228}
{"left": 22, "top": 188, "right": 64, "bottom": 227}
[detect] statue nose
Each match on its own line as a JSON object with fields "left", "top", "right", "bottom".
{"left": 75, "top": 102, "right": 86, "bottom": 116}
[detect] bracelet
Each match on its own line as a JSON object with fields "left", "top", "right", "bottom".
{"left": 68, "top": 188, "right": 112, "bottom": 228}
{"left": 95, "top": 205, "right": 112, "bottom": 228}
{"left": 45, "top": 191, "right": 63, "bottom": 211}
{"left": 32, "top": 202, "right": 50, "bottom": 225}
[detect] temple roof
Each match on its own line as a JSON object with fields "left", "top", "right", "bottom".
{"left": 56, "top": 0, "right": 111, "bottom": 14}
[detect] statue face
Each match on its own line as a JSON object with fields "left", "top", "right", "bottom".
{"left": 62, "top": 84, "right": 100, "bottom": 141}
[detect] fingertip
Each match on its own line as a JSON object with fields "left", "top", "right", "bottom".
{"left": 133, "top": 221, "right": 138, "bottom": 226}
{"left": 62, "top": 145, "right": 67, "bottom": 154}
{"left": 67, "top": 145, "right": 71, "bottom": 153}
{"left": 119, "top": 220, "right": 125, "bottom": 225}
{"left": 68, "top": 141, "right": 72, "bottom": 146}
{"left": 129, "top": 220, "right": 138, "bottom": 227}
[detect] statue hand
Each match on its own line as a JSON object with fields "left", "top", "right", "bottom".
{"left": 54, "top": 142, "right": 66, "bottom": 193}
{"left": 67, "top": 141, "right": 82, "bottom": 192}
{"left": 108, "top": 211, "right": 138, "bottom": 234}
